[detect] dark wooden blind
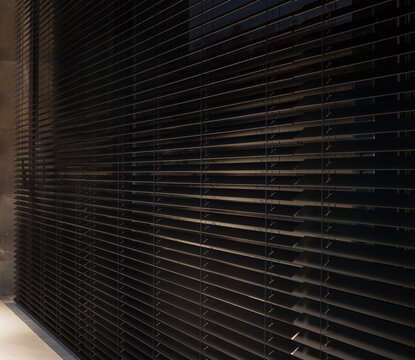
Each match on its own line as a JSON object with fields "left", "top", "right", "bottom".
{"left": 15, "top": 1, "right": 415, "bottom": 359}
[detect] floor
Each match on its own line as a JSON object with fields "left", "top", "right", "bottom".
{"left": 0, "top": 297, "right": 77, "bottom": 360}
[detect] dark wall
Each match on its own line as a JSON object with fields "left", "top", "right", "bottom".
{"left": 0, "top": 0, "right": 15, "bottom": 296}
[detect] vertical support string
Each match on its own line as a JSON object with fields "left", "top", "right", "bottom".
{"left": 199, "top": 1, "right": 204, "bottom": 358}
{"left": 200, "top": 2, "right": 210, "bottom": 357}
{"left": 116, "top": 3, "right": 121, "bottom": 354}
{"left": 151, "top": 3, "right": 157, "bottom": 358}
{"left": 264, "top": 1, "right": 269, "bottom": 358}
{"left": 320, "top": 0, "right": 326, "bottom": 358}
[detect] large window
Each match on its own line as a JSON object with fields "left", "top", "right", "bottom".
{"left": 16, "top": 1, "right": 415, "bottom": 359}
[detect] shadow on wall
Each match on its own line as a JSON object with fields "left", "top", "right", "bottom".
{"left": 0, "top": 0, "right": 16, "bottom": 296}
